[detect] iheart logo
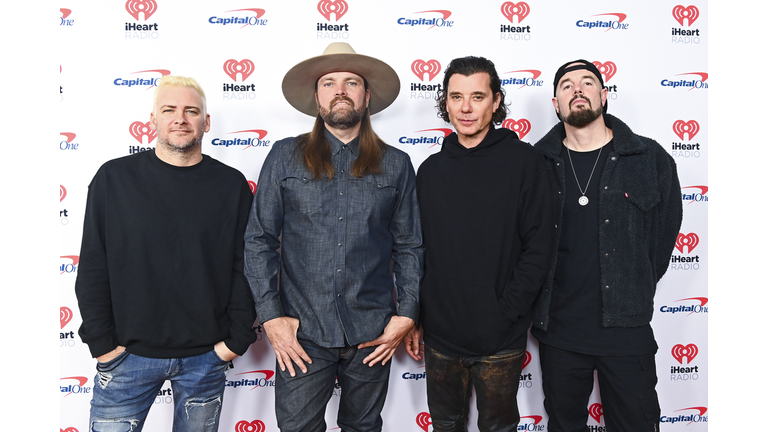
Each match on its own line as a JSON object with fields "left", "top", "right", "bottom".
{"left": 248, "top": 181, "right": 257, "bottom": 194}
{"left": 501, "top": 2, "right": 530, "bottom": 23}
{"left": 61, "top": 428, "right": 79, "bottom": 432}
{"left": 672, "top": 5, "right": 699, "bottom": 26}
{"left": 223, "top": 59, "right": 255, "bottom": 82}
{"left": 125, "top": 0, "right": 158, "bottom": 21}
{"left": 592, "top": 61, "right": 617, "bottom": 82}
{"left": 675, "top": 233, "right": 699, "bottom": 253}
{"left": 317, "top": 0, "right": 348, "bottom": 21}
{"left": 671, "top": 343, "right": 699, "bottom": 364}
{"left": 60, "top": 185, "right": 67, "bottom": 202}
{"left": 589, "top": 403, "right": 603, "bottom": 423}
{"left": 411, "top": 59, "right": 441, "bottom": 82}
{"left": 416, "top": 412, "right": 432, "bottom": 432}
{"left": 60, "top": 307, "right": 73, "bottom": 329}
{"left": 235, "top": 420, "right": 265, "bottom": 432}
{"left": 61, "top": 9, "right": 72, "bottom": 19}
{"left": 501, "top": 118, "right": 531, "bottom": 139}
{"left": 673, "top": 120, "right": 700, "bottom": 141}
{"left": 129, "top": 121, "right": 157, "bottom": 144}
{"left": 522, "top": 351, "right": 531, "bottom": 369}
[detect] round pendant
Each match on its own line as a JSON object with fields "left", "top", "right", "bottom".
{"left": 579, "top": 196, "right": 589, "bottom": 206}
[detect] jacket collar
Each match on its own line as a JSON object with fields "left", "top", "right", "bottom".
{"left": 535, "top": 114, "right": 646, "bottom": 159}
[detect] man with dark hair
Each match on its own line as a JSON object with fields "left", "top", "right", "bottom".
{"left": 531, "top": 60, "right": 682, "bottom": 432}
{"left": 244, "top": 43, "right": 423, "bottom": 432}
{"left": 75, "top": 75, "right": 257, "bottom": 431}
{"left": 405, "top": 56, "right": 554, "bottom": 432}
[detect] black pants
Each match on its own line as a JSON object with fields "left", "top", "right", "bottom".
{"left": 539, "top": 343, "right": 661, "bottom": 432}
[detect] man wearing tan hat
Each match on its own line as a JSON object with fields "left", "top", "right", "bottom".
{"left": 244, "top": 43, "right": 423, "bottom": 432}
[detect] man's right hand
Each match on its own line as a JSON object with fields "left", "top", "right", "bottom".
{"left": 263, "top": 317, "right": 312, "bottom": 377}
{"left": 96, "top": 345, "right": 126, "bottom": 363}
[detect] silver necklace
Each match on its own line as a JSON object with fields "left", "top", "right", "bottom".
{"left": 564, "top": 129, "right": 607, "bottom": 206}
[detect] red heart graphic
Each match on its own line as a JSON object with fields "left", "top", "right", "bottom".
{"left": 675, "top": 233, "right": 699, "bottom": 253}
{"left": 671, "top": 343, "right": 699, "bottom": 364}
{"left": 589, "top": 403, "right": 604, "bottom": 423}
{"left": 60, "top": 307, "right": 73, "bottom": 329}
{"left": 234, "top": 420, "right": 265, "bottom": 432}
{"left": 672, "top": 5, "right": 699, "bottom": 26}
{"left": 223, "top": 59, "right": 255, "bottom": 82}
{"left": 317, "top": 0, "right": 348, "bottom": 21}
{"left": 501, "top": 118, "right": 531, "bottom": 139}
{"left": 125, "top": 0, "right": 158, "bottom": 21}
{"left": 672, "top": 120, "right": 700, "bottom": 141}
{"left": 128, "top": 121, "right": 156, "bottom": 145}
{"left": 500, "top": 2, "right": 530, "bottom": 24}
{"left": 416, "top": 412, "right": 432, "bottom": 432}
{"left": 411, "top": 60, "right": 441, "bottom": 82}
{"left": 592, "top": 61, "right": 617, "bottom": 83}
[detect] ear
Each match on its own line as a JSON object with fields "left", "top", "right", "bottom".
{"left": 365, "top": 88, "right": 371, "bottom": 109}
{"left": 601, "top": 87, "right": 608, "bottom": 108}
{"left": 493, "top": 92, "right": 501, "bottom": 111}
{"left": 149, "top": 112, "right": 157, "bottom": 131}
{"left": 204, "top": 114, "right": 211, "bottom": 133}
{"left": 551, "top": 96, "right": 560, "bottom": 114}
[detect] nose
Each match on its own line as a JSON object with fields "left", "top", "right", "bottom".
{"left": 334, "top": 84, "right": 346, "bottom": 96}
{"left": 460, "top": 97, "right": 472, "bottom": 113}
{"left": 173, "top": 111, "right": 188, "bottom": 124}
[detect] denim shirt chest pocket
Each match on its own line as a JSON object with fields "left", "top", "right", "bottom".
{"left": 281, "top": 172, "right": 335, "bottom": 214}
{"left": 348, "top": 174, "right": 400, "bottom": 224}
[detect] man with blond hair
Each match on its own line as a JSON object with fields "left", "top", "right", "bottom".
{"left": 75, "top": 75, "right": 257, "bottom": 432}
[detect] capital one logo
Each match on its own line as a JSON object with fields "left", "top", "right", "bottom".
{"left": 675, "top": 233, "right": 699, "bottom": 253}
{"left": 589, "top": 403, "right": 603, "bottom": 423}
{"left": 129, "top": 121, "right": 157, "bottom": 144}
{"left": 520, "top": 416, "right": 544, "bottom": 431}
{"left": 501, "top": 2, "right": 530, "bottom": 23}
{"left": 60, "top": 255, "right": 80, "bottom": 274}
{"left": 60, "top": 185, "right": 67, "bottom": 202}
{"left": 681, "top": 185, "right": 708, "bottom": 204}
{"left": 223, "top": 59, "right": 255, "bottom": 82}
{"left": 125, "top": 0, "right": 157, "bottom": 21}
{"left": 416, "top": 412, "right": 431, "bottom": 432}
{"left": 411, "top": 59, "right": 441, "bottom": 82}
{"left": 235, "top": 419, "right": 265, "bottom": 432}
{"left": 317, "top": 0, "right": 348, "bottom": 21}
{"left": 673, "top": 5, "right": 699, "bottom": 26}
{"left": 61, "top": 8, "right": 72, "bottom": 19}
{"left": 592, "top": 61, "right": 617, "bottom": 83}
{"left": 672, "top": 343, "right": 699, "bottom": 364}
{"left": 501, "top": 118, "right": 531, "bottom": 139}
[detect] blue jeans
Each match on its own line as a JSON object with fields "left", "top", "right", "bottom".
{"left": 88, "top": 350, "right": 231, "bottom": 432}
{"left": 274, "top": 338, "right": 391, "bottom": 432}
{"left": 424, "top": 345, "right": 526, "bottom": 432}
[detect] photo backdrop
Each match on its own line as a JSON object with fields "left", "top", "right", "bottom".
{"left": 58, "top": 1, "right": 708, "bottom": 431}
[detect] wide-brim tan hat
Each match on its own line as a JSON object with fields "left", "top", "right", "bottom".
{"left": 282, "top": 42, "right": 401, "bottom": 117}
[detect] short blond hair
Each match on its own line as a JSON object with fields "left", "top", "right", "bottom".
{"left": 153, "top": 75, "right": 207, "bottom": 114}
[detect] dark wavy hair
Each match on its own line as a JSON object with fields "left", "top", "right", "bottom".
{"left": 435, "top": 56, "right": 509, "bottom": 124}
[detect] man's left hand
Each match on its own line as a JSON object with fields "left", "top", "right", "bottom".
{"left": 358, "top": 316, "right": 415, "bottom": 367}
{"left": 214, "top": 341, "right": 238, "bottom": 362}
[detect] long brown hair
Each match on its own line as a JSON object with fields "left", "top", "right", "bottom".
{"left": 296, "top": 108, "right": 386, "bottom": 179}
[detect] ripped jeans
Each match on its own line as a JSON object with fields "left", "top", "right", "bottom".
{"left": 88, "top": 350, "right": 231, "bottom": 432}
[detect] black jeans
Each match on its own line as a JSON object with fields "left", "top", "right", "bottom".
{"left": 424, "top": 344, "right": 526, "bottom": 432}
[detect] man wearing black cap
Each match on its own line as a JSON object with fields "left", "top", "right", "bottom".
{"left": 531, "top": 60, "right": 683, "bottom": 432}
{"left": 244, "top": 43, "right": 423, "bottom": 432}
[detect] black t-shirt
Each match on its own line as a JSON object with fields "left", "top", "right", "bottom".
{"left": 535, "top": 141, "right": 657, "bottom": 356}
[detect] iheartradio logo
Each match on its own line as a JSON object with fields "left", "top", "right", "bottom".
{"left": 60, "top": 185, "right": 67, "bottom": 202}
{"left": 248, "top": 181, "right": 257, "bottom": 195}
{"left": 675, "top": 233, "right": 699, "bottom": 253}
{"left": 592, "top": 61, "right": 617, "bottom": 83}
{"left": 501, "top": 118, "right": 531, "bottom": 140}
{"left": 672, "top": 5, "right": 699, "bottom": 26}
{"left": 224, "top": 59, "right": 255, "bottom": 82}
{"left": 125, "top": 0, "right": 157, "bottom": 21}
{"left": 235, "top": 420, "right": 265, "bottom": 432}
{"left": 411, "top": 60, "right": 441, "bottom": 82}
{"left": 671, "top": 343, "right": 698, "bottom": 364}
{"left": 129, "top": 121, "right": 157, "bottom": 144}
{"left": 317, "top": 0, "right": 348, "bottom": 21}
{"left": 522, "top": 350, "right": 531, "bottom": 369}
{"left": 501, "top": 2, "right": 530, "bottom": 23}
{"left": 589, "top": 403, "right": 603, "bottom": 423}
{"left": 673, "top": 120, "right": 700, "bottom": 141}
{"left": 60, "top": 307, "right": 73, "bottom": 329}
{"left": 60, "top": 428, "right": 79, "bottom": 432}
{"left": 416, "top": 412, "right": 432, "bottom": 432}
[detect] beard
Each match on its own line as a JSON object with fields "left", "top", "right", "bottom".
{"left": 319, "top": 96, "right": 365, "bottom": 130}
{"left": 157, "top": 134, "right": 202, "bottom": 154}
{"left": 562, "top": 95, "right": 603, "bottom": 127}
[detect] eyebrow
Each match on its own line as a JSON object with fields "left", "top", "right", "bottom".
{"left": 159, "top": 104, "right": 201, "bottom": 111}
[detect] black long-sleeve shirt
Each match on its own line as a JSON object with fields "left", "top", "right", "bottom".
{"left": 75, "top": 150, "right": 257, "bottom": 359}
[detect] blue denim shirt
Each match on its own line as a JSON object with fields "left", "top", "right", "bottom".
{"left": 244, "top": 130, "right": 424, "bottom": 347}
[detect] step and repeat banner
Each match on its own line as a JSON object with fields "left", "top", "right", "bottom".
{"left": 59, "top": 1, "right": 707, "bottom": 431}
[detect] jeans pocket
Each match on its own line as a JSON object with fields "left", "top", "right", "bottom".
{"left": 96, "top": 350, "right": 130, "bottom": 372}
{"left": 210, "top": 349, "right": 233, "bottom": 369}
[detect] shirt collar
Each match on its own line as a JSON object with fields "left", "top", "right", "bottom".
{"left": 324, "top": 127, "right": 360, "bottom": 156}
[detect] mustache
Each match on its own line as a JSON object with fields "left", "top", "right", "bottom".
{"left": 330, "top": 96, "right": 354, "bottom": 107}
{"left": 570, "top": 93, "right": 591, "bottom": 107}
